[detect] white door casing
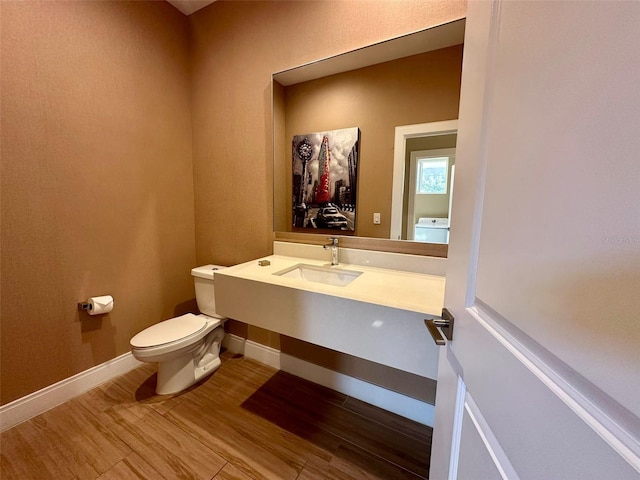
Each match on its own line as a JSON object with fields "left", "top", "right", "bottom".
{"left": 391, "top": 120, "right": 458, "bottom": 240}
{"left": 430, "top": 1, "right": 640, "bottom": 479}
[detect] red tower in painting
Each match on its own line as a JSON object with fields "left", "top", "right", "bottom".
{"left": 315, "top": 135, "right": 331, "bottom": 204}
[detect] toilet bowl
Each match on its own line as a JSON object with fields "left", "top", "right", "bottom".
{"left": 130, "top": 265, "right": 227, "bottom": 395}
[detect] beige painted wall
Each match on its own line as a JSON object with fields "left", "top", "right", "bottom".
{"left": 191, "top": 1, "right": 464, "bottom": 399}
{"left": 189, "top": 0, "right": 466, "bottom": 266}
{"left": 1, "top": 0, "right": 466, "bottom": 406}
{"left": 278, "top": 46, "right": 463, "bottom": 238}
{"left": 0, "top": 1, "right": 195, "bottom": 404}
{"left": 280, "top": 336, "right": 437, "bottom": 404}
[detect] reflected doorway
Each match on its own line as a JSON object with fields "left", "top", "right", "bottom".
{"left": 407, "top": 149, "right": 455, "bottom": 241}
{"left": 390, "top": 120, "right": 458, "bottom": 242}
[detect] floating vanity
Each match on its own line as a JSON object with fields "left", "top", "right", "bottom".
{"left": 214, "top": 243, "right": 445, "bottom": 380}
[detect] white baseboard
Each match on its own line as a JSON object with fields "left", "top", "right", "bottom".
{"left": 1, "top": 334, "right": 434, "bottom": 432}
{"left": 223, "top": 333, "right": 433, "bottom": 426}
{"left": 2, "top": 334, "right": 249, "bottom": 433}
{"left": 222, "top": 332, "right": 246, "bottom": 355}
{"left": 244, "top": 340, "right": 281, "bottom": 370}
{"left": 280, "top": 354, "right": 434, "bottom": 427}
{"left": 0, "top": 352, "right": 142, "bottom": 432}
{"left": 223, "top": 333, "right": 281, "bottom": 370}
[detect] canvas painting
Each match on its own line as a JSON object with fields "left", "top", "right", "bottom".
{"left": 292, "top": 127, "right": 360, "bottom": 231}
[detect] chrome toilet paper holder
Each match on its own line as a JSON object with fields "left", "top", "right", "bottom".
{"left": 77, "top": 295, "right": 114, "bottom": 315}
{"left": 78, "top": 302, "right": 91, "bottom": 312}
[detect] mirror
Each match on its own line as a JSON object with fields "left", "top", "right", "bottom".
{"left": 273, "top": 19, "right": 465, "bottom": 255}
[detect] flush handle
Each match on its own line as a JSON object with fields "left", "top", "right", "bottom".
{"left": 424, "top": 308, "right": 455, "bottom": 346}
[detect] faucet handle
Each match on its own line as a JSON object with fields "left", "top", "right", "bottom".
{"left": 326, "top": 236, "right": 339, "bottom": 245}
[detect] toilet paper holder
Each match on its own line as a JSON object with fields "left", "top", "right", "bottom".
{"left": 77, "top": 295, "right": 114, "bottom": 315}
{"left": 78, "top": 302, "right": 91, "bottom": 311}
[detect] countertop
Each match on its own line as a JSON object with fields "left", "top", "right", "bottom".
{"left": 214, "top": 254, "right": 445, "bottom": 316}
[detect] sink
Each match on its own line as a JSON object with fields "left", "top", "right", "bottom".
{"left": 273, "top": 263, "right": 362, "bottom": 287}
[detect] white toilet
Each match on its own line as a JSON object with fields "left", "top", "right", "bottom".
{"left": 130, "top": 265, "right": 227, "bottom": 395}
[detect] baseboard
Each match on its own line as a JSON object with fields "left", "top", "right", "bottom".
{"left": 223, "top": 333, "right": 281, "bottom": 370}
{"left": 244, "top": 340, "right": 281, "bottom": 370}
{"left": 280, "top": 354, "right": 434, "bottom": 427}
{"left": 0, "top": 352, "right": 142, "bottom": 432}
{"left": 222, "top": 332, "right": 246, "bottom": 355}
{"left": 2, "top": 334, "right": 249, "bottom": 433}
{"left": 1, "top": 335, "right": 434, "bottom": 432}
{"left": 222, "top": 333, "right": 433, "bottom": 427}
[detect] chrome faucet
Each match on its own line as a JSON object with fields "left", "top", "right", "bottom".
{"left": 323, "top": 237, "right": 339, "bottom": 266}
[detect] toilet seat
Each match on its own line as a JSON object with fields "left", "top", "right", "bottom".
{"left": 130, "top": 313, "right": 223, "bottom": 361}
{"left": 131, "top": 313, "right": 207, "bottom": 349}
{"left": 129, "top": 264, "right": 227, "bottom": 395}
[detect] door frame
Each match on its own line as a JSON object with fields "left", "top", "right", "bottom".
{"left": 407, "top": 148, "right": 456, "bottom": 241}
{"left": 390, "top": 120, "right": 458, "bottom": 241}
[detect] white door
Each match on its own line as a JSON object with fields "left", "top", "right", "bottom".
{"left": 429, "top": 1, "right": 640, "bottom": 479}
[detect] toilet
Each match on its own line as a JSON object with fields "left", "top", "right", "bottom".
{"left": 130, "top": 265, "right": 226, "bottom": 395}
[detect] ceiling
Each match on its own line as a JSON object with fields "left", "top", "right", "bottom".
{"left": 166, "top": 0, "right": 216, "bottom": 16}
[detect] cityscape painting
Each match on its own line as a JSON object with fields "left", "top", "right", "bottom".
{"left": 292, "top": 127, "right": 359, "bottom": 231}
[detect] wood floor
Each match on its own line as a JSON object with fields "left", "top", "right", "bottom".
{"left": 0, "top": 351, "right": 433, "bottom": 479}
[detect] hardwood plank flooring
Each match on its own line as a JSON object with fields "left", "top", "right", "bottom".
{"left": 1, "top": 351, "right": 433, "bottom": 479}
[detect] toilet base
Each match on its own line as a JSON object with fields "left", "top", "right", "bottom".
{"left": 154, "top": 326, "right": 225, "bottom": 395}
{"left": 156, "top": 354, "right": 221, "bottom": 395}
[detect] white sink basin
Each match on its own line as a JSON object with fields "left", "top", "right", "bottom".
{"left": 274, "top": 263, "right": 362, "bottom": 287}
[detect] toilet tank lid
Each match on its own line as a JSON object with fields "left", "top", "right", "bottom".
{"left": 191, "top": 264, "right": 227, "bottom": 280}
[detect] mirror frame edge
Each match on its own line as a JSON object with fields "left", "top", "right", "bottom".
{"left": 275, "top": 232, "right": 448, "bottom": 258}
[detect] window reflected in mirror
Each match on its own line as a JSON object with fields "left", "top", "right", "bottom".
{"left": 417, "top": 156, "right": 449, "bottom": 195}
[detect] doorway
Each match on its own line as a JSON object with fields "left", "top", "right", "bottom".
{"left": 390, "top": 120, "right": 458, "bottom": 241}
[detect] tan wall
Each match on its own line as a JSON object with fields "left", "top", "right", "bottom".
{"left": 0, "top": 1, "right": 195, "bottom": 404}
{"left": 223, "top": 323, "right": 434, "bottom": 402}
{"left": 190, "top": 1, "right": 464, "bottom": 401}
{"left": 279, "top": 46, "right": 463, "bottom": 238}
{"left": 280, "top": 336, "right": 437, "bottom": 404}
{"left": 189, "top": 0, "right": 466, "bottom": 266}
{"left": 1, "top": 0, "right": 466, "bottom": 406}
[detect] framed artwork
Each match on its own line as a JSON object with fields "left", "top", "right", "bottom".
{"left": 292, "top": 127, "right": 360, "bottom": 231}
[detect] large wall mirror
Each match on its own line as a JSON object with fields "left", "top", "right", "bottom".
{"left": 273, "top": 19, "right": 465, "bottom": 257}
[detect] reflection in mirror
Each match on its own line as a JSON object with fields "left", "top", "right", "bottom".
{"left": 390, "top": 120, "right": 458, "bottom": 243}
{"left": 408, "top": 147, "right": 455, "bottom": 242}
{"left": 273, "top": 19, "right": 465, "bottom": 256}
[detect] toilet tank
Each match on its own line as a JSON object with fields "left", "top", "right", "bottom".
{"left": 191, "top": 265, "right": 227, "bottom": 318}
